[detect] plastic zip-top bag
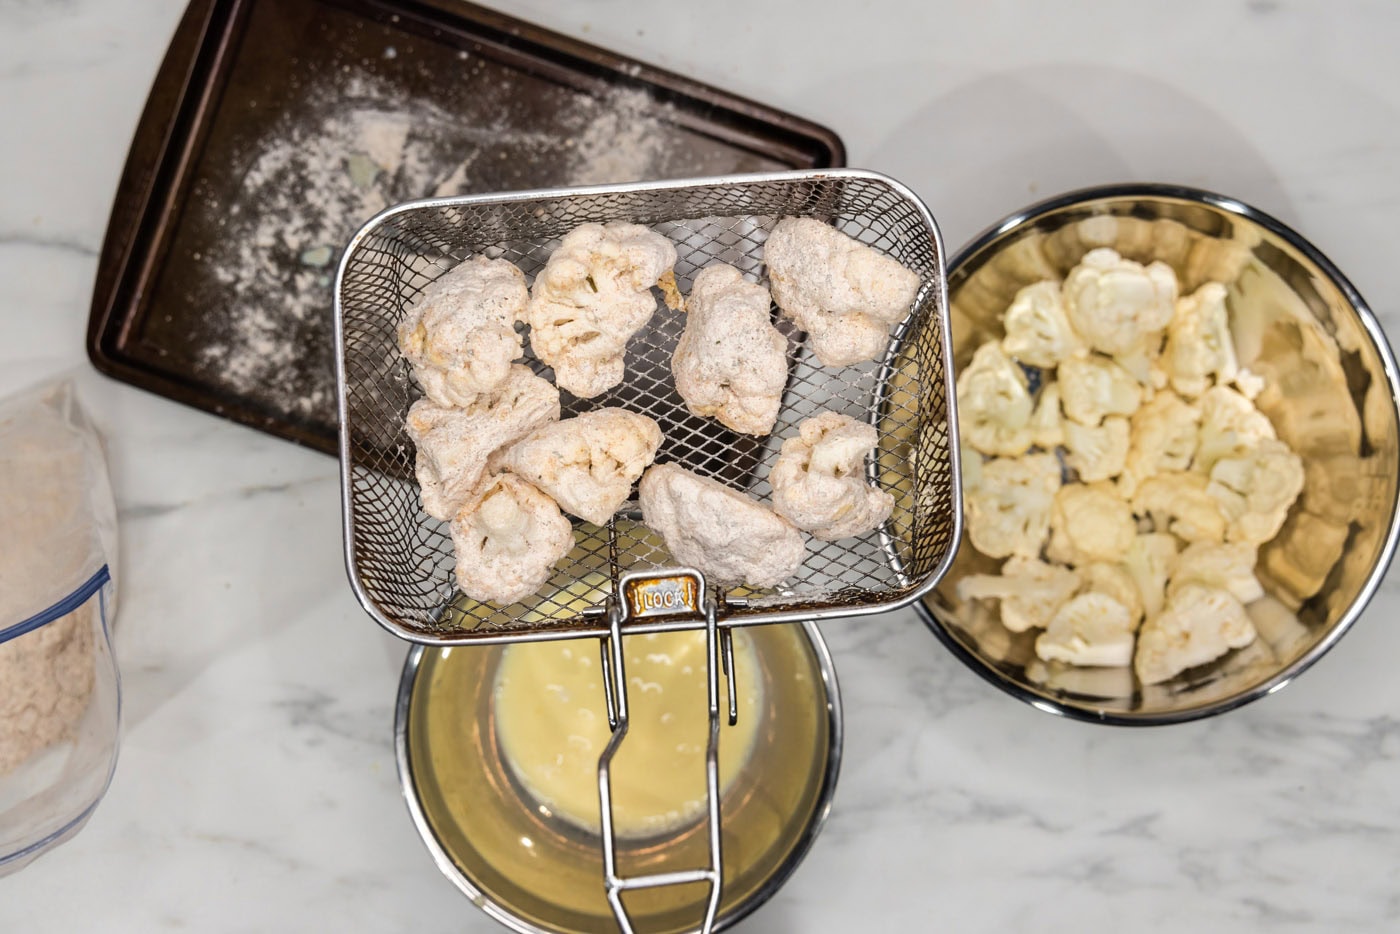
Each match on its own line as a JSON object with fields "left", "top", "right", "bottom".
{"left": 0, "top": 381, "right": 121, "bottom": 876}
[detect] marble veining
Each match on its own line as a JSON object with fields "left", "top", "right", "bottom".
{"left": 3, "top": 0, "right": 1400, "bottom": 931}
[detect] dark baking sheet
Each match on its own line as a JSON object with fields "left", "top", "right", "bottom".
{"left": 88, "top": 0, "right": 845, "bottom": 454}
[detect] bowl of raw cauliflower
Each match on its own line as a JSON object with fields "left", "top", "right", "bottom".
{"left": 917, "top": 184, "right": 1400, "bottom": 724}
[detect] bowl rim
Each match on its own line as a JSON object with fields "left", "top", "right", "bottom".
{"left": 916, "top": 182, "right": 1400, "bottom": 726}
{"left": 394, "top": 620, "right": 845, "bottom": 931}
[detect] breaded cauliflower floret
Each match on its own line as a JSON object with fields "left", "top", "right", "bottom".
{"left": 502, "top": 408, "right": 662, "bottom": 526}
{"left": 639, "top": 464, "right": 805, "bottom": 589}
{"left": 764, "top": 217, "right": 921, "bottom": 367}
{"left": 956, "top": 343, "right": 1035, "bottom": 456}
{"left": 1163, "top": 282, "right": 1238, "bottom": 398}
{"left": 1029, "top": 383, "right": 1065, "bottom": 449}
{"left": 1119, "top": 390, "right": 1200, "bottom": 497}
{"left": 956, "top": 555, "right": 1080, "bottom": 633}
{"left": 1134, "top": 584, "right": 1257, "bottom": 685}
{"left": 406, "top": 365, "right": 561, "bottom": 521}
{"left": 964, "top": 453, "right": 1062, "bottom": 559}
{"left": 1046, "top": 482, "right": 1136, "bottom": 565}
{"left": 1206, "top": 438, "right": 1305, "bottom": 544}
{"left": 1062, "top": 247, "right": 1177, "bottom": 357}
{"left": 1193, "top": 385, "right": 1276, "bottom": 474}
{"left": 672, "top": 264, "right": 788, "bottom": 435}
{"left": 1079, "top": 561, "right": 1145, "bottom": 628}
{"left": 769, "top": 412, "right": 894, "bottom": 541}
{"left": 450, "top": 474, "right": 574, "bottom": 605}
{"left": 1131, "top": 471, "right": 1227, "bottom": 543}
{"left": 398, "top": 255, "right": 529, "bottom": 407}
{"left": 1123, "top": 532, "right": 1179, "bottom": 620}
{"left": 1169, "top": 541, "right": 1264, "bottom": 604}
{"left": 960, "top": 443, "right": 984, "bottom": 492}
{"left": 1035, "top": 593, "right": 1136, "bottom": 667}
{"left": 1062, "top": 416, "right": 1129, "bottom": 483}
{"left": 1000, "top": 280, "right": 1085, "bottom": 367}
{"left": 527, "top": 222, "right": 679, "bottom": 398}
{"left": 1058, "top": 354, "right": 1143, "bottom": 426}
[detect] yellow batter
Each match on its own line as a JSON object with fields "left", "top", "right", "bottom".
{"left": 493, "top": 629, "right": 762, "bottom": 839}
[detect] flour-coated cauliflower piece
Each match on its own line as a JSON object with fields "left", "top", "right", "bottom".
{"left": 406, "top": 365, "right": 561, "bottom": 521}
{"left": 957, "top": 343, "right": 1035, "bottom": 456}
{"left": 769, "top": 412, "right": 894, "bottom": 541}
{"left": 1079, "top": 561, "right": 1145, "bottom": 628}
{"left": 1035, "top": 593, "right": 1136, "bottom": 667}
{"left": 960, "top": 443, "right": 984, "bottom": 492}
{"left": 955, "top": 556, "right": 1080, "bottom": 633}
{"left": 1119, "top": 390, "right": 1199, "bottom": 497}
{"left": 450, "top": 474, "right": 574, "bottom": 605}
{"left": 1134, "top": 584, "right": 1257, "bottom": 685}
{"left": 1123, "top": 532, "right": 1179, "bottom": 619}
{"left": 639, "top": 463, "right": 805, "bottom": 588}
{"left": 1063, "top": 416, "right": 1129, "bottom": 483}
{"left": 1194, "top": 385, "right": 1276, "bottom": 474}
{"left": 1029, "top": 383, "right": 1065, "bottom": 449}
{"left": 502, "top": 408, "right": 662, "bottom": 526}
{"left": 398, "top": 255, "right": 529, "bottom": 407}
{"left": 1169, "top": 541, "right": 1264, "bottom": 604}
{"left": 1206, "top": 438, "right": 1305, "bottom": 544}
{"left": 1062, "top": 248, "right": 1178, "bottom": 357}
{"left": 1000, "top": 280, "right": 1085, "bottom": 367}
{"left": 1164, "top": 282, "right": 1238, "bottom": 398}
{"left": 671, "top": 264, "right": 788, "bottom": 435}
{"left": 527, "top": 222, "right": 679, "bottom": 398}
{"left": 1131, "top": 471, "right": 1227, "bottom": 543}
{"left": 1046, "top": 482, "right": 1136, "bottom": 565}
{"left": 964, "top": 453, "right": 1062, "bottom": 559}
{"left": 764, "top": 217, "right": 921, "bottom": 367}
{"left": 1058, "top": 354, "right": 1143, "bottom": 426}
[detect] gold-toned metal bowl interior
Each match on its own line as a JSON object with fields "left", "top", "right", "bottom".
{"left": 399, "top": 621, "right": 839, "bottom": 933}
{"left": 921, "top": 187, "right": 1400, "bottom": 723}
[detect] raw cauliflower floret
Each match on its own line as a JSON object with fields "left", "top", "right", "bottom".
{"left": 955, "top": 556, "right": 1079, "bottom": 633}
{"left": 1062, "top": 415, "right": 1129, "bottom": 482}
{"left": 1062, "top": 247, "right": 1178, "bottom": 357}
{"left": 1194, "top": 385, "right": 1276, "bottom": 474}
{"left": 527, "top": 222, "right": 679, "bottom": 398}
{"left": 450, "top": 474, "right": 574, "bottom": 605}
{"left": 502, "top": 408, "right": 662, "bottom": 526}
{"left": 1029, "top": 383, "right": 1065, "bottom": 449}
{"left": 1035, "top": 593, "right": 1136, "bottom": 667}
{"left": 964, "top": 453, "right": 1062, "bottom": 559}
{"left": 398, "top": 255, "right": 529, "bottom": 407}
{"left": 1058, "top": 354, "right": 1143, "bottom": 426}
{"left": 1119, "top": 390, "right": 1199, "bottom": 497}
{"left": 1123, "top": 532, "right": 1179, "bottom": 619}
{"left": 1000, "top": 280, "right": 1085, "bottom": 367}
{"left": 405, "top": 365, "right": 561, "bottom": 521}
{"left": 769, "top": 412, "right": 894, "bottom": 541}
{"left": 1046, "top": 482, "right": 1136, "bottom": 565}
{"left": 956, "top": 343, "right": 1034, "bottom": 456}
{"left": 1131, "top": 471, "right": 1227, "bottom": 543}
{"left": 1163, "top": 282, "right": 1238, "bottom": 398}
{"left": 639, "top": 463, "right": 806, "bottom": 589}
{"left": 1079, "top": 562, "right": 1145, "bottom": 628}
{"left": 1206, "top": 438, "right": 1305, "bottom": 544}
{"left": 672, "top": 264, "right": 788, "bottom": 435}
{"left": 764, "top": 217, "right": 921, "bottom": 367}
{"left": 1169, "top": 541, "right": 1264, "bottom": 604}
{"left": 1134, "top": 584, "right": 1257, "bottom": 685}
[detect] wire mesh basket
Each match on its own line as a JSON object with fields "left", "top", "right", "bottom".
{"left": 335, "top": 169, "right": 960, "bottom": 645}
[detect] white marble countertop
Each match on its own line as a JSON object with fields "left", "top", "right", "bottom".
{"left": 4, "top": 0, "right": 1400, "bottom": 930}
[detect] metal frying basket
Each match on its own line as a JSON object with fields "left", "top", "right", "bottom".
{"left": 334, "top": 169, "right": 961, "bottom": 933}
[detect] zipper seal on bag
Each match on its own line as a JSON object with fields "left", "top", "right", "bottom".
{"left": 0, "top": 564, "right": 111, "bottom": 645}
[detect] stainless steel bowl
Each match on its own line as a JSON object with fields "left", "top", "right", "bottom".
{"left": 395, "top": 621, "right": 842, "bottom": 933}
{"left": 916, "top": 184, "right": 1400, "bottom": 725}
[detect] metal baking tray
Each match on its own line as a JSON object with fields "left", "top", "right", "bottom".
{"left": 88, "top": 0, "right": 845, "bottom": 453}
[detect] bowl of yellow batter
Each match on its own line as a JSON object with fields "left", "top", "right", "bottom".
{"left": 395, "top": 621, "right": 841, "bottom": 933}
